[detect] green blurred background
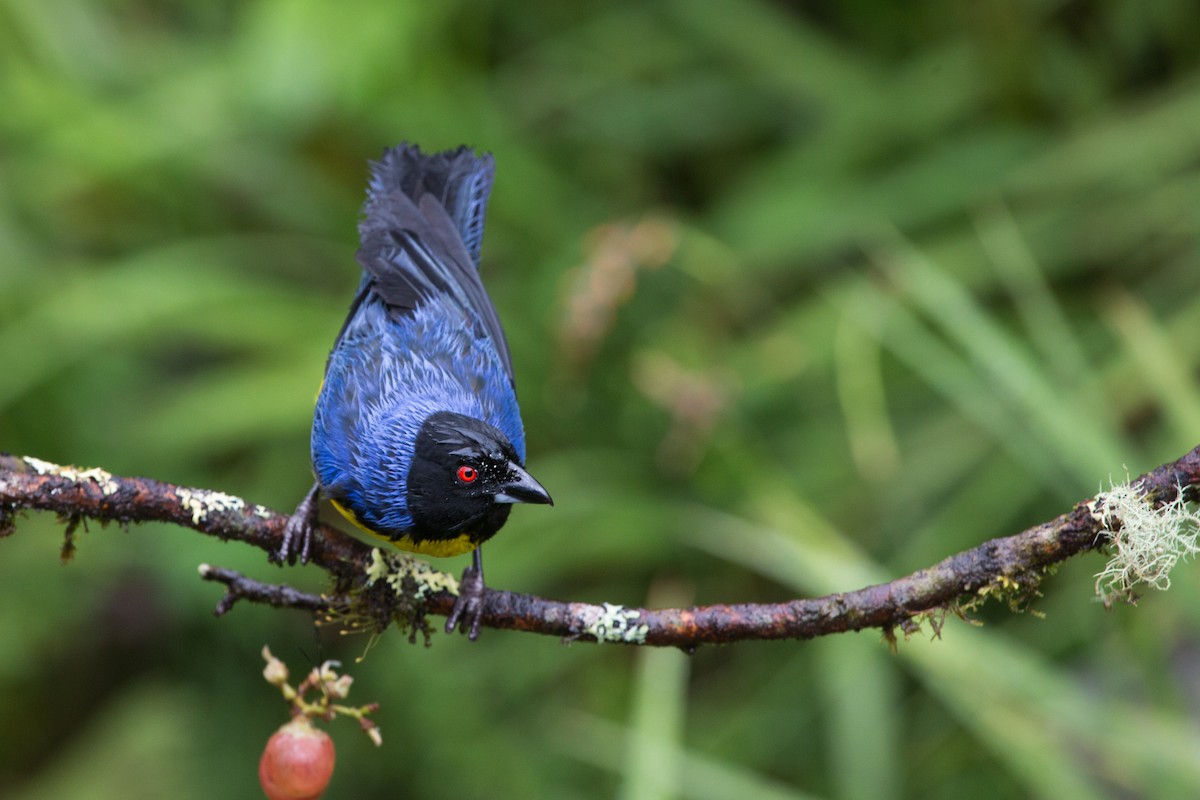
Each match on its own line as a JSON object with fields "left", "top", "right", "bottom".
{"left": 3, "top": 1, "right": 1200, "bottom": 798}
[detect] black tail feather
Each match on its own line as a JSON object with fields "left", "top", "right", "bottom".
{"left": 361, "top": 143, "right": 495, "bottom": 267}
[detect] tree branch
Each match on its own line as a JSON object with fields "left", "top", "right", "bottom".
{"left": 3, "top": 447, "right": 1199, "bottom": 647}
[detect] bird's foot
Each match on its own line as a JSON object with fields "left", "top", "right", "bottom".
{"left": 274, "top": 484, "right": 319, "bottom": 565}
{"left": 445, "top": 564, "right": 486, "bottom": 641}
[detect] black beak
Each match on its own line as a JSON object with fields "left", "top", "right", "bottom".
{"left": 493, "top": 462, "right": 553, "bottom": 506}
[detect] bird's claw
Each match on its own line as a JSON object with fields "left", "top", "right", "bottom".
{"left": 275, "top": 514, "right": 311, "bottom": 565}
{"left": 445, "top": 565, "right": 486, "bottom": 640}
{"left": 275, "top": 484, "right": 319, "bottom": 565}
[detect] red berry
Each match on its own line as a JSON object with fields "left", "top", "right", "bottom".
{"left": 259, "top": 717, "right": 336, "bottom": 800}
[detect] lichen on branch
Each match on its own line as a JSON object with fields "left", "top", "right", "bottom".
{"left": 1092, "top": 479, "right": 1200, "bottom": 604}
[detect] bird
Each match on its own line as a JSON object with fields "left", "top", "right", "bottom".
{"left": 279, "top": 143, "right": 553, "bottom": 640}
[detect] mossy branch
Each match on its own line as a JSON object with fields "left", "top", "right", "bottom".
{"left": 3, "top": 447, "right": 1200, "bottom": 647}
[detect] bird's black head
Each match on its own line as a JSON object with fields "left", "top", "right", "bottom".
{"left": 406, "top": 411, "right": 552, "bottom": 546}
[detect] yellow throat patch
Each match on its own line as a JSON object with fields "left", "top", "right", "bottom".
{"left": 329, "top": 498, "right": 479, "bottom": 558}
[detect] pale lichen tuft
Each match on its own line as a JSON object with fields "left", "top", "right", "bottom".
{"left": 1092, "top": 480, "right": 1200, "bottom": 604}
{"left": 176, "top": 487, "right": 245, "bottom": 525}
{"left": 580, "top": 602, "right": 649, "bottom": 644}
{"left": 364, "top": 548, "right": 459, "bottom": 601}
{"left": 322, "top": 549, "right": 460, "bottom": 646}
{"left": 24, "top": 457, "right": 120, "bottom": 496}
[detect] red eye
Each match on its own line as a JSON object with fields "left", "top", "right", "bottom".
{"left": 456, "top": 465, "right": 478, "bottom": 483}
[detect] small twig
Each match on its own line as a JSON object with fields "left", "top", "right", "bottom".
{"left": 4, "top": 446, "right": 1200, "bottom": 646}
{"left": 198, "top": 564, "right": 336, "bottom": 617}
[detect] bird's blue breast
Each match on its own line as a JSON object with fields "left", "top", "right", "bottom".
{"left": 311, "top": 292, "right": 524, "bottom": 535}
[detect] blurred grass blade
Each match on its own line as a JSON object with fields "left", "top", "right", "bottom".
{"left": 819, "top": 635, "right": 899, "bottom": 800}
{"left": 869, "top": 233, "right": 1126, "bottom": 484}
{"left": 906, "top": 635, "right": 1106, "bottom": 800}
{"left": 907, "top": 626, "right": 1200, "bottom": 797}
{"left": 621, "top": 579, "right": 693, "bottom": 800}
{"left": 557, "top": 712, "right": 824, "bottom": 800}
{"left": 686, "top": 493, "right": 888, "bottom": 594}
{"left": 1007, "top": 81, "right": 1200, "bottom": 195}
{"left": 830, "top": 279, "right": 1068, "bottom": 494}
{"left": 1104, "top": 288, "right": 1200, "bottom": 443}
{"left": 0, "top": 244, "right": 331, "bottom": 412}
{"left": 834, "top": 293, "right": 900, "bottom": 484}
{"left": 974, "top": 200, "right": 1091, "bottom": 387}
